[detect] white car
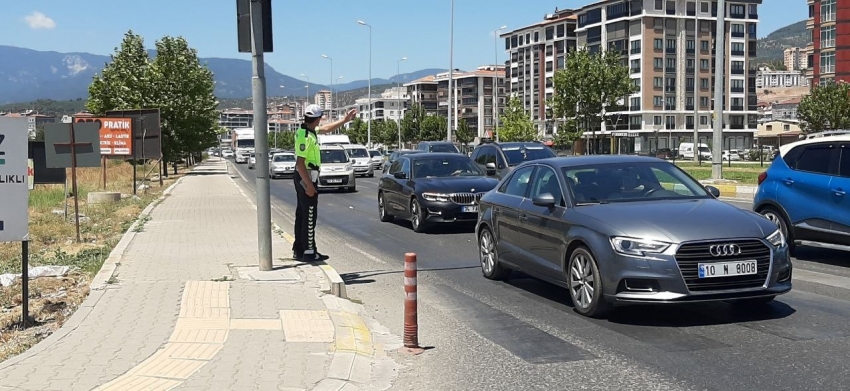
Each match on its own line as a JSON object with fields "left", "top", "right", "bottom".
{"left": 248, "top": 153, "right": 256, "bottom": 169}
{"left": 723, "top": 150, "right": 741, "bottom": 161}
{"left": 318, "top": 145, "right": 356, "bottom": 192}
{"left": 342, "top": 144, "right": 374, "bottom": 177}
{"left": 368, "top": 149, "right": 384, "bottom": 171}
{"left": 269, "top": 152, "right": 296, "bottom": 179}
{"left": 222, "top": 150, "right": 234, "bottom": 158}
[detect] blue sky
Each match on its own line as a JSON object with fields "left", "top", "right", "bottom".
{"left": 1, "top": 1, "right": 806, "bottom": 84}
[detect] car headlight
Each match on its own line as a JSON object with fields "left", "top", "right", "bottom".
{"left": 610, "top": 237, "right": 670, "bottom": 257}
{"left": 422, "top": 192, "right": 451, "bottom": 202}
{"left": 344, "top": 164, "right": 352, "bottom": 171}
{"left": 766, "top": 229, "right": 785, "bottom": 248}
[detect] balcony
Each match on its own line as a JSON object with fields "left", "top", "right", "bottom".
{"left": 630, "top": 123, "right": 641, "bottom": 130}
{"left": 730, "top": 123, "right": 745, "bottom": 130}
{"left": 686, "top": 48, "right": 695, "bottom": 54}
{"left": 666, "top": 8, "right": 676, "bottom": 15}
{"left": 732, "top": 31, "right": 745, "bottom": 38}
{"left": 629, "top": 105, "right": 641, "bottom": 111}
{"left": 732, "top": 105, "right": 744, "bottom": 111}
{"left": 687, "top": 9, "right": 696, "bottom": 16}
{"left": 686, "top": 67, "right": 695, "bottom": 74}
{"left": 666, "top": 67, "right": 677, "bottom": 73}
{"left": 732, "top": 87, "right": 744, "bottom": 93}
{"left": 666, "top": 47, "right": 676, "bottom": 54}
{"left": 730, "top": 12, "right": 746, "bottom": 19}
{"left": 686, "top": 86, "right": 694, "bottom": 92}
{"left": 732, "top": 69, "right": 745, "bottom": 75}
{"left": 686, "top": 122, "right": 695, "bottom": 129}
{"left": 686, "top": 104, "right": 694, "bottom": 110}
{"left": 731, "top": 50, "right": 745, "bottom": 56}
{"left": 665, "top": 86, "right": 676, "bottom": 92}
{"left": 631, "top": 67, "right": 641, "bottom": 73}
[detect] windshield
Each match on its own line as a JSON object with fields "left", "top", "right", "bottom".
{"left": 346, "top": 148, "right": 370, "bottom": 158}
{"left": 237, "top": 139, "right": 255, "bottom": 148}
{"left": 412, "top": 157, "right": 484, "bottom": 178}
{"left": 564, "top": 162, "right": 709, "bottom": 204}
{"left": 273, "top": 154, "right": 295, "bottom": 162}
{"left": 321, "top": 150, "right": 349, "bottom": 163}
{"left": 503, "top": 146, "right": 556, "bottom": 166}
{"left": 698, "top": 147, "right": 710, "bottom": 153}
{"left": 369, "top": 150, "right": 382, "bottom": 157}
{"left": 428, "top": 144, "right": 460, "bottom": 153}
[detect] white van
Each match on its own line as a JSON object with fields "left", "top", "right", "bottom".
{"left": 317, "top": 134, "right": 351, "bottom": 146}
{"left": 678, "top": 142, "right": 711, "bottom": 160}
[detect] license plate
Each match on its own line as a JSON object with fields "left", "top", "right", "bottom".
{"left": 327, "top": 179, "right": 343, "bottom": 184}
{"left": 462, "top": 206, "right": 478, "bottom": 213}
{"left": 698, "top": 260, "right": 757, "bottom": 278}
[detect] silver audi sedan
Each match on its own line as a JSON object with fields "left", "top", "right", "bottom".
{"left": 475, "top": 155, "right": 792, "bottom": 318}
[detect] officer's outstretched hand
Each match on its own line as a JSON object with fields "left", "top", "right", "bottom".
{"left": 344, "top": 109, "right": 357, "bottom": 122}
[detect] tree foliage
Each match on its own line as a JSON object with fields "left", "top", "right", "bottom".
{"left": 797, "top": 81, "right": 850, "bottom": 133}
{"left": 345, "top": 118, "right": 368, "bottom": 145}
{"left": 269, "top": 130, "right": 295, "bottom": 150}
{"left": 551, "top": 48, "right": 636, "bottom": 142}
{"left": 455, "top": 118, "right": 475, "bottom": 146}
{"left": 499, "top": 96, "right": 537, "bottom": 142}
{"left": 421, "top": 115, "right": 447, "bottom": 141}
{"left": 400, "top": 103, "right": 428, "bottom": 143}
{"left": 86, "top": 30, "right": 219, "bottom": 165}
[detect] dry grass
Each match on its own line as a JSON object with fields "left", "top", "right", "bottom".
{"left": 0, "top": 159, "right": 186, "bottom": 362}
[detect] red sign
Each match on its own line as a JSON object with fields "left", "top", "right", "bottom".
{"left": 73, "top": 117, "right": 133, "bottom": 156}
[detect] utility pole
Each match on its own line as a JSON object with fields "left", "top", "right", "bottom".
{"left": 494, "top": 25, "right": 506, "bottom": 142}
{"left": 397, "top": 57, "right": 407, "bottom": 149}
{"left": 447, "top": 0, "right": 455, "bottom": 142}
{"left": 693, "top": 6, "right": 700, "bottom": 162}
{"left": 249, "top": 0, "right": 272, "bottom": 271}
{"left": 712, "top": 0, "right": 726, "bottom": 179}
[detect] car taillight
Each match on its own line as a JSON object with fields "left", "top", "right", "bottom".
{"left": 757, "top": 171, "right": 767, "bottom": 185}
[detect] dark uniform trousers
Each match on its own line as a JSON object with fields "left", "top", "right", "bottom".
{"left": 292, "top": 175, "right": 319, "bottom": 257}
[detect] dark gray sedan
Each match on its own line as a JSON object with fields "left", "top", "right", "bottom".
{"left": 475, "top": 155, "right": 792, "bottom": 318}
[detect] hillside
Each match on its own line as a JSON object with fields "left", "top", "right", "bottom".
{"left": 753, "top": 20, "right": 809, "bottom": 67}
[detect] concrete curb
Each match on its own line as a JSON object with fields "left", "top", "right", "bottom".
{"left": 319, "top": 264, "right": 348, "bottom": 299}
{"left": 89, "top": 176, "right": 185, "bottom": 291}
{"left": 0, "top": 171, "right": 188, "bottom": 371}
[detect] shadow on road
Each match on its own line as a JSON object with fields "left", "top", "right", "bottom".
{"left": 501, "top": 272, "right": 796, "bottom": 326}
{"left": 387, "top": 220, "right": 476, "bottom": 235}
{"left": 341, "top": 266, "right": 479, "bottom": 286}
{"left": 792, "top": 247, "right": 848, "bottom": 268}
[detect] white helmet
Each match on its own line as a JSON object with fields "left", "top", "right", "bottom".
{"left": 304, "top": 104, "right": 323, "bottom": 118}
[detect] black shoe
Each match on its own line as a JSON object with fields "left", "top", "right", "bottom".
{"left": 292, "top": 251, "right": 302, "bottom": 260}
{"left": 301, "top": 252, "right": 328, "bottom": 262}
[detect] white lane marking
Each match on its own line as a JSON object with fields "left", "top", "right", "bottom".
{"left": 793, "top": 269, "right": 850, "bottom": 291}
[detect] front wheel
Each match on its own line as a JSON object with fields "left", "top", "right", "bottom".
{"left": 378, "top": 192, "right": 394, "bottom": 222}
{"left": 760, "top": 207, "right": 796, "bottom": 254}
{"left": 567, "top": 247, "right": 611, "bottom": 318}
{"left": 479, "top": 227, "right": 509, "bottom": 280}
{"left": 410, "top": 198, "right": 427, "bottom": 233}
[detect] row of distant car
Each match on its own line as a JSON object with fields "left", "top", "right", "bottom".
{"left": 373, "top": 138, "right": 805, "bottom": 319}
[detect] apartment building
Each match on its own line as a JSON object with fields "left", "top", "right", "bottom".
{"left": 805, "top": 0, "right": 845, "bottom": 86}
{"left": 500, "top": 9, "right": 578, "bottom": 135}
{"left": 219, "top": 103, "right": 301, "bottom": 143}
{"left": 354, "top": 87, "right": 409, "bottom": 123}
{"left": 403, "top": 66, "right": 506, "bottom": 138}
{"left": 783, "top": 47, "right": 809, "bottom": 71}
{"left": 314, "top": 90, "right": 332, "bottom": 111}
{"left": 755, "top": 68, "right": 807, "bottom": 88}
{"left": 573, "top": 0, "right": 761, "bottom": 154}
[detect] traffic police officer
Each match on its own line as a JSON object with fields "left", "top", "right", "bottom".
{"left": 293, "top": 104, "right": 357, "bottom": 261}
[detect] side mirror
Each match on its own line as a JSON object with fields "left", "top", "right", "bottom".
{"left": 532, "top": 193, "right": 557, "bottom": 208}
{"left": 705, "top": 185, "right": 721, "bottom": 198}
{"left": 393, "top": 171, "right": 408, "bottom": 180}
{"left": 485, "top": 162, "right": 497, "bottom": 176}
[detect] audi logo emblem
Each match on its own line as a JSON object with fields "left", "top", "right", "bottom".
{"left": 709, "top": 244, "right": 741, "bottom": 257}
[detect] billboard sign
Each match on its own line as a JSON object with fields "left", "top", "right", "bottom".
{"left": 73, "top": 117, "right": 133, "bottom": 156}
{"left": 0, "top": 116, "right": 30, "bottom": 242}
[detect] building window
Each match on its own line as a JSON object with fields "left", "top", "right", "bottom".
{"left": 700, "top": 115, "right": 708, "bottom": 125}
{"left": 654, "top": 38, "right": 663, "bottom": 50}
{"left": 631, "top": 39, "right": 641, "bottom": 54}
{"left": 666, "top": 1, "right": 676, "bottom": 14}
{"left": 731, "top": 42, "right": 745, "bottom": 55}
{"left": 666, "top": 58, "right": 676, "bottom": 69}
{"left": 654, "top": 77, "right": 663, "bottom": 87}
{"left": 630, "top": 116, "right": 642, "bottom": 126}
{"left": 821, "top": 26, "right": 836, "bottom": 48}
{"left": 653, "top": 115, "right": 662, "bottom": 125}
{"left": 655, "top": 0, "right": 663, "bottom": 10}
{"left": 822, "top": 0, "right": 836, "bottom": 22}
{"left": 654, "top": 96, "right": 663, "bottom": 106}
{"left": 632, "top": 78, "right": 641, "bottom": 91}
{"left": 686, "top": 39, "right": 695, "bottom": 50}
{"left": 701, "top": 40, "right": 709, "bottom": 51}
{"left": 665, "top": 115, "right": 676, "bottom": 129}
{"left": 654, "top": 58, "right": 663, "bottom": 69}
{"left": 700, "top": 96, "right": 709, "bottom": 107}
{"left": 821, "top": 52, "right": 836, "bottom": 74}
{"left": 630, "top": 97, "right": 641, "bottom": 109}
{"left": 700, "top": 59, "right": 710, "bottom": 70}
{"left": 700, "top": 1, "right": 709, "bottom": 13}
{"left": 666, "top": 39, "right": 676, "bottom": 51}
{"left": 730, "top": 4, "right": 745, "bottom": 17}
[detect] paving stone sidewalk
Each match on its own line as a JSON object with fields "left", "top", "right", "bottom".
{"left": 0, "top": 158, "right": 401, "bottom": 391}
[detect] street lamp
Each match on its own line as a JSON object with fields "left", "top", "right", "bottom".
{"left": 447, "top": 0, "right": 455, "bottom": 142}
{"left": 322, "top": 54, "right": 334, "bottom": 120}
{"left": 358, "top": 20, "right": 373, "bottom": 147}
{"left": 493, "top": 25, "right": 507, "bottom": 142}
{"left": 397, "top": 56, "right": 408, "bottom": 150}
{"left": 300, "top": 74, "right": 310, "bottom": 104}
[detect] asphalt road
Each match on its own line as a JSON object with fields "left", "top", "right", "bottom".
{"left": 230, "top": 160, "right": 850, "bottom": 391}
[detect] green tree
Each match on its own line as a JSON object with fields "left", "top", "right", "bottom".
{"left": 400, "top": 103, "right": 427, "bottom": 143}
{"left": 377, "top": 120, "right": 401, "bottom": 148}
{"left": 499, "top": 96, "right": 537, "bottom": 142}
{"left": 455, "top": 118, "right": 475, "bottom": 147}
{"left": 148, "top": 36, "right": 219, "bottom": 164}
{"left": 551, "top": 48, "right": 636, "bottom": 146}
{"left": 345, "top": 118, "right": 368, "bottom": 144}
{"left": 86, "top": 30, "right": 152, "bottom": 114}
{"left": 797, "top": 81, "right": 850, "bottom": 134}
{"left": 269, "top": 130, "right": 295, "bottom": 150}
{"left": 420, "top": 115, "right": 447, "bottom": 141}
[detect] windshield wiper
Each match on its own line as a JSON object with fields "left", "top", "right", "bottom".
{"left": 575, "top": 198, "right": 609, "bottom": 206}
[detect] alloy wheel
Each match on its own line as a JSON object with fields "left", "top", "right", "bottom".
{"left": 569, "top": 253, "right": 596, "bottom": 310}
{"left": 480, "top": 230, "right": 495, "bottom": 275}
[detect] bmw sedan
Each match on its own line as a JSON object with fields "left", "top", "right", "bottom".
{"left": 476, "top": 155, "right": 792, "bottom": 318}
{"left": 379, "top": 153, "right": 499, "bottom": 232}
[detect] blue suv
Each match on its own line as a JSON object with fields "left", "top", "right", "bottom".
{"left": 753, "top": 135, "right": 850, "bottom": 255}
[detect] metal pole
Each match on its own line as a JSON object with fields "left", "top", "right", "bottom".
{"left": 250, "top": 0, "right": 273, "bottom": 271}
{"left": 357, "top": 22, "right": 373, "bottom": 147}
{"left": 447, "top": 0, "right": 455, "bottom": 142}
{"left": 693, "top": 8, "right": 700, "bottom": 163}
{"left": 712, "top": 0, "right": 726, "bottom": 179}
{"left": 494, "top": 25, "right": 505, "bottom": 142}
{"left": 397, "top": 57, "right": 407, "bottom": 150}
{"left": 21, "top": 240, "right": 29, "bottom": 327}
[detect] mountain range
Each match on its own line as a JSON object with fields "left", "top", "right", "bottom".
{"left": 0, "top": 45, "right": 445, "bottom": 105}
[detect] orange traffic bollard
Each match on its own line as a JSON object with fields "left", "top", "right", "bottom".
{"left": 403, "top": 252, "right": 421, "bottom": 350}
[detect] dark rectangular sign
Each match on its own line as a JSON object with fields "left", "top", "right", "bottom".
{"left": 28, "top": 141, "right": 66, "bottom": 184}
{"left": 43, "top": 122, "right": 102, "bottom": 168}
{"left": 237, "top": 0, "right": 273, "bottom": 53}
{"left": 103, "top": 109, "right": 162, "bottom": 160}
